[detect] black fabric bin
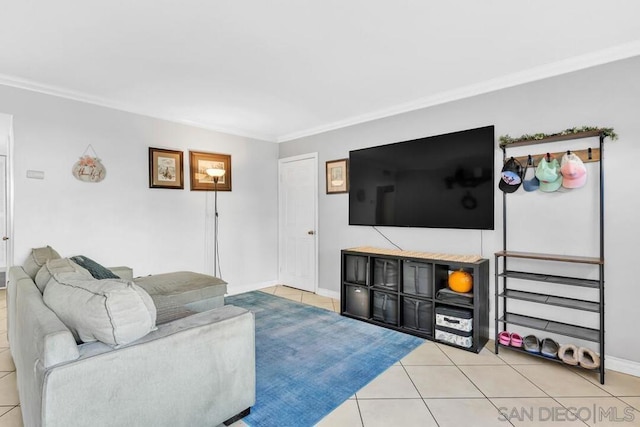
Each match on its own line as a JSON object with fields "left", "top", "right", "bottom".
{"left": 402, "top": 261, "right": 433, "bottom": 296}
{"left": 373, "top": 258, "right": 399, "bottom": 290}
{"left": 402, "top": 297, "right": 433, "bottom": 335}
{"left": 372, "top": 291, "right": 398, "bottom": 325}
{"left": 344, "top": 255, "right": 367, "bottom": 284}
{"left": 344, "top": 285, "right": 369, "bottom": 318}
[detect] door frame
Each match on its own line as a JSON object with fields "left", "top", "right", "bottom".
{"left": 277, "top": 153, "right": 319, "bottom": 293}
{"left": 1, "top": 114, "right": 15, "bottom": 287}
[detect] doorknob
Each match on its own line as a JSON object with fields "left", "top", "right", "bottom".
{"left": 2, "top": 236, "right": 8, "bottom": 241}
{"left": 307, "top": 230, "right": 315, "bottom": 235}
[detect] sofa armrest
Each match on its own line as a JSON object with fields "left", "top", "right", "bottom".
{"left": 40, "top": 305, "right": 255, "bottom": 427}
{"left": 108, "top": 266, "right": 133, "bottom": 280}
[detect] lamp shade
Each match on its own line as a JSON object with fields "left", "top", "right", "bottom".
{"left": 205, "top": 168, "right": 226, "bottom": 178}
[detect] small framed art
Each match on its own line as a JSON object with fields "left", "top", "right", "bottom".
{"left": 149, "top": 147, "right": 184, "bottom": 189}
{"left": 326, "top": 158, "right": 348, "bottom": 194}
{"left": 189, "top": 151, "right": 232, "bottom": 191}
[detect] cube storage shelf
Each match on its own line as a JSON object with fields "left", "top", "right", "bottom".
{"left": 341, "top": 247, "right": 489, "bottom": 353}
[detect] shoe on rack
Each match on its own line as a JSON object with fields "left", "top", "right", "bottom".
{"left": 578, "top": 347, "right": 600, "bottom": 370}
{"left": 523, "top": 335, "right": 540, "bottom": 354}
{"left": 510, "top": 333, "right": 523, "bottom": 348}
{"left": 540, "top": 338, "right": 559, "bottom": 358}
{"left": 498, "top": 331, "right": 511, "bottom": 346}
{"left": 558, "top": 344, "right": 579, "bottom": 365}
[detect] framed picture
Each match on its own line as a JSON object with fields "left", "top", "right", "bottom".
{"left": 189, "top": 151, "right": 232, "bottom": 191}
{"left": 149, "top": 147, "right": 184, "bottom": 189}
{"left": 326, "top": 158, "right": 348, "bottom": 194}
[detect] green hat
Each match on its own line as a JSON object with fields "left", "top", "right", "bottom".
{"left": 535, "top": 156, "right": 562, "bottom": 192}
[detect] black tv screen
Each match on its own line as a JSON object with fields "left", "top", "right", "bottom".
{"left": 349, "top": 125, "right": 495, "bottom": 230}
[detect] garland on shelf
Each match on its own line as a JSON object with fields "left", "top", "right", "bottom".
{"left": 499, "top": 126, "right": 618, "bottom": 147}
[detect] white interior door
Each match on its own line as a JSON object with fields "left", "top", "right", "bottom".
{"left": 0, "top": 155, "right": 6, "bottom": 276}
{"left": 278, "top": 154, "right": 318, "bottom": 293}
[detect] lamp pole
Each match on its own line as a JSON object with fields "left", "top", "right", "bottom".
{"left": 206, "top": 168, "right": 226, "bottom": 278}
{"left": 213, "top": 176, "right": 219, "bottom": 277}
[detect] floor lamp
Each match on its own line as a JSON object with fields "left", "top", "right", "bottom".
{"left": 206, "top": 168, "right": 226, "bottom": 278}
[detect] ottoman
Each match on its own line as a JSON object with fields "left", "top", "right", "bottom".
{"left": 134, "top": 271, "right": 227, "bottom": 324}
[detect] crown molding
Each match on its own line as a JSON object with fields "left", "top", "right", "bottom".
{"left": 2, "top": 39, "right": 639, "bottom": 144}
{"left": 0, "top": 73, "right": 276, "bottom": 142}
{"left": 277, "top": 40, "right": 640, "bottom": 142}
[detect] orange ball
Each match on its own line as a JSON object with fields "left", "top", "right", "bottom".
{"left": 448, "top": 270, "right": 473, "bottom": 293}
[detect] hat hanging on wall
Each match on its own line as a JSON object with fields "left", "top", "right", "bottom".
{"left": 499, "top": 157, "right": 523, "bottom": 193}
{"left": 72, "top": 144, "right": 106, "bottom": 183}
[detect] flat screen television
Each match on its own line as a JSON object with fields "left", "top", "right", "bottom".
{"left": 348, "top": 125, "right": 495, "bottom": 230}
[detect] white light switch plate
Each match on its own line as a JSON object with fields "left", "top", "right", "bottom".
{"left": 26, "top": 170, "right": 45, "bottom": 179}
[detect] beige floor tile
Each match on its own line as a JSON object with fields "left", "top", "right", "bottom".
{"left": 0, "top": 350, "right": 14, "bottom": 373}
{"left": 437, "top": 345, "right": 506, "bottom": 365}
{"left": 425, "top": 398, "right": 505, "bottom": 427}
{"left": 514, "top": 364, "right": 610, "bottom": 397}
{"left": 491, "top": 397, "right": 587, "bottom": 426}
{"left": 316, "top": 399, "right": 363, "bottom": 427}
{"left": 356, "top": 365, "right": 420, "bottom": 399}
{"left": 331, "top": 301, "right": 341, "bottom": 312}
{"left": 278, "top": 293, "right": 302, "bottom": 303}
{"left": 0, "top": 334, "right": 7, "bottom": 349}
{"left": 358, "top": 399, "right": 436, "bottom": 427}
{"left": 0, "top": 309, "right": 5, "bottom": 320}
{"left": 555, "top": 397, "right": 640, "bottom": 427}
{"left": 401, "top": 342, "right": 453, "bottom": 366}
{"left": 620, "top": 397, "right": 640, "bottom": 411}
{"left": 258, "top": 286, "right": 278, "bottom": 294}
{"left": 273, "top": 286, "right": 304, "bottom": 296}
{"left": 405, "top": 365, "right": 483, "bottom": 398}
{"left": 0, "top": 407, "right": 13, "bottom": 417}
{"left": 0, "top": 407, "right": 22, "bottom": 427}
{"left": 495, "top": 347, "right": 549, "bottom": 365}
{"left": 0, "top": 373, "right": 18, "bottom": 406}
{"left": 574, "top": 369, "right": 640, "bottom": 397}
{"left": 301, "top": 293, "right": 332, "bottom": 304}
{"left": 459, "top": 365, "right": 546, "bottom": 398}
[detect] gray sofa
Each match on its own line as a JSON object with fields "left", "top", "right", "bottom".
{"left": 7, "top": 248, "right": 256, "bottom": 427}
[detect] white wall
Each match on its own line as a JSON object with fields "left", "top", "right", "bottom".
{"left": 0, "top": 85, "right": 279, "bottom": 291}
{"left": 279, "top": 56, "right": 640, "bottom": 365}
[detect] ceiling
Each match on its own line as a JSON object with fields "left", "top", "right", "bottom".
{"left": 2, "top": 1, "right": 640, "bottom": 142}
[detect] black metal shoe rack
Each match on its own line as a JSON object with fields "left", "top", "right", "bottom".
{"left": 494, "top": 130, "right": 606, "bottom": 384}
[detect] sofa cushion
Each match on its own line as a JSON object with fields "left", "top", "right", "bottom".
{"left": 34, "top": 258, "right": 93, "bottom": 294}
{"left": 43, "top": 271, "right": 157, "bottom": 346}
{"left": 70, "top": 255, "right": 120, "bottom": 279}
{"left": 23, "top": 246, "right": 62, "bottom": 279}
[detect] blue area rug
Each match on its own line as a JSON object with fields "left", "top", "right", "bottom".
{"left": 225, "top": 291, "right": 424, "bottom": 427}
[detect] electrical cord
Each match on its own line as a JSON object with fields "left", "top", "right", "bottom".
{"left": 372, "top": 226, "right": 403, "bottom": 251}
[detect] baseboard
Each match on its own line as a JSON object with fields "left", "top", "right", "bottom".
{"left": 316, "top": 288, "right": 340, "bottom": 300}
{"left": 226, "top": 280, "right": 279, "bottom": 296}
{"left": 488, "top": 327, "right": 639, "bottom": 378}
{"left": 605, "top": 355, "right": 640, "bottom": 378}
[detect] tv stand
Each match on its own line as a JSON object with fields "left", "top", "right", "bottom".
{"left": 340, "top": 247, "right": 489, "bottom": 353}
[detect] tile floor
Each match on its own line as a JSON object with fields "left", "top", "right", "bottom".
{"left": 2, "top": 286, "right": 640, "bottom": 426}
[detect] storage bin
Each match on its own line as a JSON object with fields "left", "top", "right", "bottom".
{"left": 403, "top": 260, "right": 433, "bottom": 296}
{"left": 344, "top": 255, "right": 367, "bottom": 284}
{"left": 403, "top": 297, "right": 432, "bottom": 334}
{"left": 435, "top": 306, "right": 473, "bottom": 333}
{"left": 435, "top": 326, "right": 473, "bottom": 348}
{"left": 373, "top": 258, "right": 399, "bottom": 290}
{"left": 372, "top": 291, "right": 398, "bottom": 325}
{"left": 344, "top": 285, "right": 369, "bottom": 318}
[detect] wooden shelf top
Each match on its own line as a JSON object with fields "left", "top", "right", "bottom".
{"left": 345, "top": 246, "right": 485, "bottom": 264}
{"left": 500, "top": 130, "right": 602, "bottom": 148}
{"left": 495, "top": 250, "right": 603, "bottom": 265}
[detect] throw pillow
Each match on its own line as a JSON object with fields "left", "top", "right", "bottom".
{"left": 34, "top": 258, "right": 93, "bottom": 294}
{"left": 69, "top": 255, "right": 119, "bottom": 279}
{"left": 43, "top": 271, "right": 157, "bottom": 347}
{"left": 23, "top": 245, "right": 62, "bottom": 279}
